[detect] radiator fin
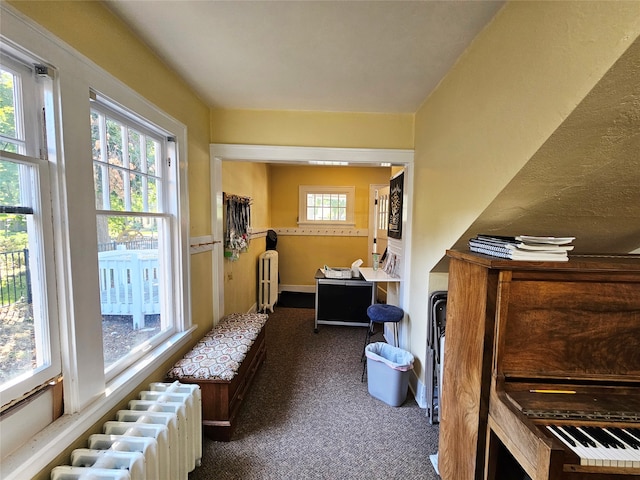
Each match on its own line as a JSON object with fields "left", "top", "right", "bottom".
{"left": 51, "top": 382, "right": 201, "bottom": 480}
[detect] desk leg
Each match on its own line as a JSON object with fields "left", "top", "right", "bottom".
{"left": 314, "top": 279, "right": 319, "bottom": 333}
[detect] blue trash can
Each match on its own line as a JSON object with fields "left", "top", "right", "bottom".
{"left": 365, "top": 342, "right": 414, "bottom": 407}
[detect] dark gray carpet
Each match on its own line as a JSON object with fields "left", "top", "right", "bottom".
{"left": 189, "top": 306, "right": 440, "bottom": 479}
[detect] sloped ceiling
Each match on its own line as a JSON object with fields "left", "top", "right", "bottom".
{"left": 451, "top": 35, "right": 640, "bottom": 258}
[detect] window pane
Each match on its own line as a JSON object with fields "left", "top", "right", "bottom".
{"left": 0, "top": 159, "right": 49, "bottom": 388}
{"left": 128, "top": 128, "right": 141, "bottom": 171}
{"left": 108, "top": 167, "right": 126, "bottom": 212}
{"left": 97, "top": 215, "right": 166, "bottom": 369}
{"left": 92, "top": 110, "right": 162, "bottom": 215}
{"left": 0, "top": 159, "right": 22, "bottom": 206}
{"left": 106, "top": 118, "right": 123, "bottom": 166}
{"left": 305, "top": 193, "right": 348, "bottom": 221}
{"left": 92, "top": 102, "right": 172, "bottom": 373}
{"left": 90, "top": 111, "right": 102, "bottom": 162}
{"left": 0, "top": 68, "right": 22, "bottom": 154}
{"left": 147, "top": 177, "right": 158, "bottom": 212}
{"left": 93, "top": 163, "right": 105, "bottom": 210}
{"left": 129, "top": 172, "right": 158, "bottom": 213}
{"left": 146, "top": 137, "right": 158, "bottom": 176}
{"left": 0, "top": 213, "right": 34, "bottom": 385}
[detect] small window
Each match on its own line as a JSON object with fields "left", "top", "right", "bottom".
{"left": 298, "top": 186, "right": 355, "bottom": 227}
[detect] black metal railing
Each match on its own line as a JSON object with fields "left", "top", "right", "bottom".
{"left": 0, "top": 249, "right": 31, "bottom": 307}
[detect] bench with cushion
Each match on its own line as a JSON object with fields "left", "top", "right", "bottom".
{"left": 166, "top": 312, "right": 268, "bottom": 441}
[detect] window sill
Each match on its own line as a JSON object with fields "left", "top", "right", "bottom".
{"left": 1, "top": 327, "right": 195, "bottom": 480}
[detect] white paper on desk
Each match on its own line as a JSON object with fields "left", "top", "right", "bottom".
{"left": 351, "top": 258, "right": 363, "bottom": 277}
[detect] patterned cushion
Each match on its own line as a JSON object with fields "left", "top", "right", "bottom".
{"left": 167, "top": 313, "right": 268, "bottom": 381}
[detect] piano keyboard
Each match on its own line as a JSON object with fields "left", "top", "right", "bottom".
{"left": 546, "top": 425, "right": 640, "bottom": 468}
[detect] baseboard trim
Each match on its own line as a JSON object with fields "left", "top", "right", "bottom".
{"left": 410, "top": 371, "right": 427, "bottom": 409}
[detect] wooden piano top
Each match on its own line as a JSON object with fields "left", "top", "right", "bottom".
{"left": 447, "top": 250, "right": 640, "bottom": 272}
{"left": 502, "top": 381, "right": 640, "bottom": 423}
{"left": 487, "top": 252, "right": 640, "bottom": 384}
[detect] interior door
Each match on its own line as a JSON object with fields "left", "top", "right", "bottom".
{"left": 368, "top": 184, "right": 390, "bottom": 302}
{"left": 375, "top": 185, "right": 390, "bottom": 258}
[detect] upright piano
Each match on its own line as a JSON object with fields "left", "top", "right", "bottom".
{"left": 438, "top": 251, "right": 640, "bottom": 480}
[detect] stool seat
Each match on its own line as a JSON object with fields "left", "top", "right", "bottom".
{"left": 362, "top": 304, "right": 405, "bottom": 382}
{"left": 366, "top": 304, "right": 404, "bottom": 324}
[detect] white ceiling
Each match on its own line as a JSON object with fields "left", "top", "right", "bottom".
{"left": 105, "top": 0, "right": 504, "bottom": 113}
{"left": 103, "top": 1, "right": 640, "bottom": 257}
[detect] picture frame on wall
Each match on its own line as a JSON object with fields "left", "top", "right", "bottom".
{"left": 388, "top": 172, "right": 403, "bottom": 239}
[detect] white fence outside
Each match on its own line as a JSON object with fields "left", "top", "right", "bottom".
{"left": 98, "top": 248, "right": 160, "bottom": 329}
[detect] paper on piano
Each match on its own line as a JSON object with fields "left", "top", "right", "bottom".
{"left": 516, "top": 235, "right": 575, "bottom": 245}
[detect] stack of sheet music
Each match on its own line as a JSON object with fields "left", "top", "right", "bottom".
{"left": 468, "top": 234, "right": 575, "bottom": 261}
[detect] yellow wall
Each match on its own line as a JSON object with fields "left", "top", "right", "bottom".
{"left": 269, "top": 165, "right": 390, "bottom": 286}
{"left": 222, "top": 161, "right": 270, "bottom": 313}
{"left": 211, "top": 108, "right": 414, "bottom": 149}
{"left": 409, "top": 1, "right": 640, "bottom": 379}
{"left": 211, "top": 108, "right": 413, "bottom": 304}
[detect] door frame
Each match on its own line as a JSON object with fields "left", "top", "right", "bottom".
{"left": 368, "top": 183, "right": 390, "bottom": 262}
{"left": 210, "top": 144, "right": 414, "bottom": 319}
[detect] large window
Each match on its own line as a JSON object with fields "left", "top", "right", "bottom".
{"left": 298, "top": 185, "right": 355, "bottom": 227}
{"left": 0, "top": 55, "right": 60, "bottom": 406}
{"left": 1, "top": 12, "right": 191, "bottom": 477}
{"left": 91, "top": 96, "right": 177, "bottom": 375}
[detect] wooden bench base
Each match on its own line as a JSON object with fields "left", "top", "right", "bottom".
{"left": 174, "top": 326, "right": 267, "bottom": 441}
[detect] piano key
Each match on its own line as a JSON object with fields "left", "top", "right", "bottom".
{"left": 548, "top": 425, "right": 576, "bottom": 447}
{"left": 564, "top": 426, "right": 596, "bottom": 448}
{"left": 607, "top": 427, "right": 640, "bottom": 449}
{"left": 606, "top": 428, "right": 640, "bottom": 468}
{"left": 575, "top": 426, "right": 618, "bottom": 467}
{"left": 578, "top": 426, "right": 640, "bottom": 468}
{"left": 582, "top": 426, "right": 625, "bottom": 448}
{"left": 547, "top": 425, "right": 640, "bottom": 468}
{"left": 626, "top": 428, "right": 640, "bottom": 442}
{"left": 547, "top": 425, "right": 602, "bottom": 466}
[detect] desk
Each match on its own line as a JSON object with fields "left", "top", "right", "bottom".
{"left": 314, "top": 268, "right": 401, "bottom": 332}
{"left": 358, "top": 267, "right": 401, "bottom": 284}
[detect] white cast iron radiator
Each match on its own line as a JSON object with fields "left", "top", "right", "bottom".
{"left": 50, "top": 381, "right": 201, "bottom": 480}
{"left": 259, "top": 250, "right": 278, "bottom": 312}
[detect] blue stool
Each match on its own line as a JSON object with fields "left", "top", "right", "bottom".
{"left": 362, "top": 304, "right": 404, "bottom": 381}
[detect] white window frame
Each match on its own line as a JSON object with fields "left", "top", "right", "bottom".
{"left": 0, "top": 52, "right": 61, "bottom": 411}
{"left": 298, "top": 185, "right": 355, "bottom": 227}
{"left": 90, "top": 94, "right": 180, "bottom": 380}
